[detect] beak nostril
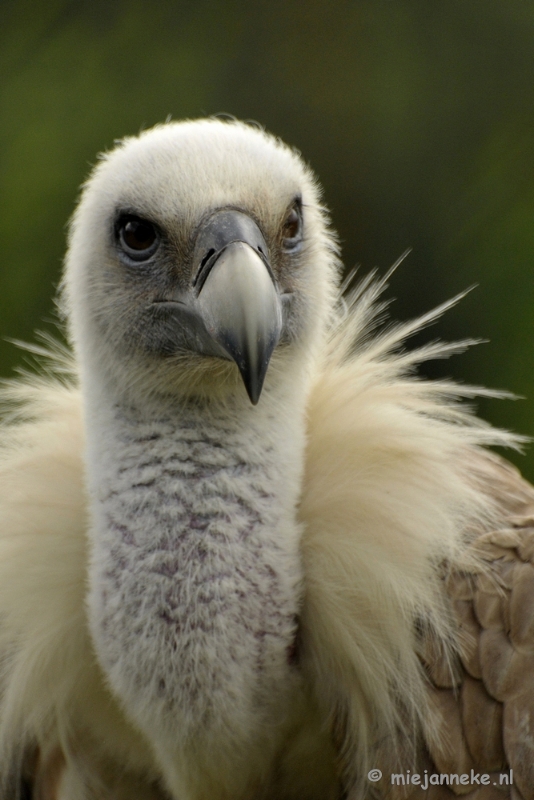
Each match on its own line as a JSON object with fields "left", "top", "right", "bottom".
{"left": 200, "top": 248, "right": 215, "bottom": 269}
{"left": 193, "top": 248, "right": 216, "bottom": 290}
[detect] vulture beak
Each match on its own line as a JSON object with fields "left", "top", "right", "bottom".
{"left": 155, "top": 210, "right": 283, "bottom": 404}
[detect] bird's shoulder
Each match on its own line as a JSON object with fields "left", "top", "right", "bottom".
{"left": 418, "top": 453, "right": 534, "bottom": 800}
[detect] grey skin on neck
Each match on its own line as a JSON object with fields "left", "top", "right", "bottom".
{"left": 84, "top": 374, "right": 309, "bottom": 793}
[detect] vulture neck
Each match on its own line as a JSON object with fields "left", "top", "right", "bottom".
{"left": 81, "top": 358, "right": 311, "bottom": 792}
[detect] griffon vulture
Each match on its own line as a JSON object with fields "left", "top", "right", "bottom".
{"left": 0, "top": 119, "right": 533, "bottom": 800}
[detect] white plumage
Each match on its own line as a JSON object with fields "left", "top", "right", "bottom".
{"left": 0, "top": 119, "right": 532, "bottom": 799}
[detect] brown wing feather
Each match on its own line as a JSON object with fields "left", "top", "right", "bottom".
{"left": 408, "top": 455, "right": 534, "bottom": 800}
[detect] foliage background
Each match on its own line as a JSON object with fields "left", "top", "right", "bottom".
{"left": 2, "top": 0, "right": 534, "bottom": 477}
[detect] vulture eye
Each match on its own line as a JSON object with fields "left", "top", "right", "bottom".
{"left": 117, "top": 215, "right": 159, "bottom": 261}
{"left": 282, "top": 206, "right": 302, "bottom": 250}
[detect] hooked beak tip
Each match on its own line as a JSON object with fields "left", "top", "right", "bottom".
{"left": 238, "top": 355, "right": 270, "bottom": 405}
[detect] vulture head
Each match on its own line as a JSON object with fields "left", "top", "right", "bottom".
{"left": 63, "top": 119, "right": 338, "bottom": 408}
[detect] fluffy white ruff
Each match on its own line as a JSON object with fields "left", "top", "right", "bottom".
{"left": 299, "top": 272, "right": 519, "bottom": 792}
{"left": 0, "top": 348, "right": 159, "bottom": 795}
{"left": 0, "top": 278, "right": 520, "bottom": 798}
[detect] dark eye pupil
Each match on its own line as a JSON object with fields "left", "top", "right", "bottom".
{"left": 283, "top": 209, "right": 300, "bottom": 240}
{"left": 122, "top": 219, "right": 156, "bottom": 250}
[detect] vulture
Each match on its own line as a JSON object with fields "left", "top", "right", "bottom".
{"left": 1, "top": 117, "right": 534, "bottom": 800}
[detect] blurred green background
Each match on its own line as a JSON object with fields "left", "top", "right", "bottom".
{"left": 2, "top": 0, "right": 534, "bottom": 477}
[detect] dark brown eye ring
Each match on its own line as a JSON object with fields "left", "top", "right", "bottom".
{"left": 282, "top": 204, "right": 302, "bottom": 250}
{"left": 116, "top": 214, "right": 159, "bottom": 261}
